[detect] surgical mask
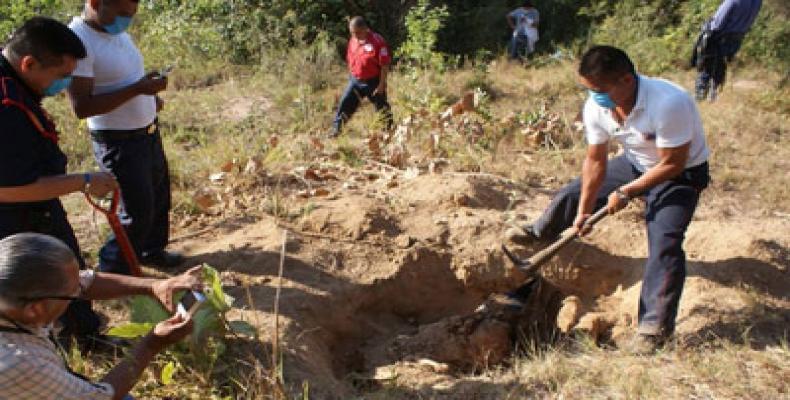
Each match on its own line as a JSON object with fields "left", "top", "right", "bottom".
{"left": 589, "top": 90, "right": 616, "bottom": 109}
{"left": 103, "top": 15, "right": 132, "bottom": 35}
{"left": 43, "top": 76, "right": 72, "bottom": 97}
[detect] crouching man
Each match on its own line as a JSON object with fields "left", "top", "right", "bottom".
{"left": 0, "top": 233, "right": 201, "bottom": 400}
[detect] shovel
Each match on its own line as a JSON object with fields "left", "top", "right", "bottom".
{"left": 502, "top": 207, "right": 609, "bottom": 277}
{"left": 85, "top": 189, "right": 143, "bottom": 277}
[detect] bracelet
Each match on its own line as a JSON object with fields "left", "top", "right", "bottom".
{"left": 615, "top": 188, "right": 630, "bottom": 201}
{"left": 82, "top": 173, "right": 91, "bottom": 194}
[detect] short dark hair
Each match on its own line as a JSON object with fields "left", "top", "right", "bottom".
{"left": 5, "top": 17, "right": 86, "bottom": 67}
{"left": 578, "top": 45, "right": 636, "bottom": 82}
{"left": 523, "top": 1, "right": 535, "bottom": 7}
{"left": 349, "top": 16, "right": 368, "bottom": 29}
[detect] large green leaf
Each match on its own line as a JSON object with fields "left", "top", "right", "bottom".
{"left": 107, "top": 322, "right": 154, "bottom": 338}
{"left": 202, "top": 264, "right": 233, "bottom": 311}
{"left": 129, "top": 295, "right": 169, "bottom": 324}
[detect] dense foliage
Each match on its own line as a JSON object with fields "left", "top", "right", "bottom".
{"left": 1, "top": 0, "right": 787, "bottom": 73}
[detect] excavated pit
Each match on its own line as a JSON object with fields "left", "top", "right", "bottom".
{"left": 176, "top": 173, "right": 790, "bottom": 398}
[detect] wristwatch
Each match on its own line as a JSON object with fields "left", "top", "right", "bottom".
{"left": 82, "top": 173, "right": 91, "bottom": 194}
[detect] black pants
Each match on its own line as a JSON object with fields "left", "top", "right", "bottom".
{"left": 332, "top": 76, "right": 393, "bottom": 132}
{"left": 91, "top": 126, "right": 171, "bottom": 275}
{"left": 532, "top": 155, "right": 710, "bottom": 335}
{"left": 0, "top": 201, "right": 101, "bottom": 337}
{"left": 695, "top": 35, "right": 744, "bottom": 94}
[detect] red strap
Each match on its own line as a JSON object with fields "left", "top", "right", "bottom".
{"left": 0, "top": 77, "right": 59, "bottom": 144}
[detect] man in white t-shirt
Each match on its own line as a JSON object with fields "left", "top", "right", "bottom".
{"left": 507, "top": 1, "right": 539, "bottom": 59}
{"left": 506, "top": 46, "right": 711, "bottom": 354}
{"left": 67, "top": 0, "right": 183, "bottom": 274}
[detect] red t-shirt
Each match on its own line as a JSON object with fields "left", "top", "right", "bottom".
{"left": 346, "top": 32, "right": 391, "bottom": 80}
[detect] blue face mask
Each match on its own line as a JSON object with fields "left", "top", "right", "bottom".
{"left": 43, "top": 76, "right": 72, "bottom": 97}
{"left": 103, "top": 15, "right": 132, "bottom": 35}
{"left": 589, "top": 90, "right": 616, "bottom": 109}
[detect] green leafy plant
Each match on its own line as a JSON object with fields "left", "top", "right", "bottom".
{"left": 399, "top": 0, "right": 450, "bottom": 71}
{"left": 108, "top": 264, "right": 257, "bottom": 381}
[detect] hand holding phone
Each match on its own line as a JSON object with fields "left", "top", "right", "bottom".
{"left": 176, "top": 290, "right": 206, "bottom": 318}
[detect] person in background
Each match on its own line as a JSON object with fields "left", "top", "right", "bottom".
{"left": 328, "top": 16, "right": 394, "bottom": 138}
{"left": 0, "top": 233, "right": 201, "bottom": 400}
{"left": 507, "top": 1, "right": 540, "bottom": 60}
{"left": 67, "top": 0, "right": 184, "bottom": 275}
{"left": 692, "top": 0, "right": 762, "bottom": 101}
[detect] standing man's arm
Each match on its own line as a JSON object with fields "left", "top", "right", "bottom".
{"left": 373, "top": 37, "right": 391, "bottom": 96}
{"left": 574, "top": 143, "right": 609, "bottom": 232}
{"left": 67, "top": 74, "right": 166, "bottom": 119}
{"left": 0, "top": 173, "right": 117, "bottom": 203}
{"left": 613, "top": 144, "right": 690, "bottom": 206}
{"left": 506, "top": 12, "right": 516, "bottom": 30}
{"left": 374, "top": 64, "right": 389, "bottom": 96}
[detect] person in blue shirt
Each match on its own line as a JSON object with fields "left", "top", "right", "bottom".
{"left": 692, "top": 0, "right": 762, "bottom": 101}
{"left": 506, "top": 1, "right": 540, "bottom": 60}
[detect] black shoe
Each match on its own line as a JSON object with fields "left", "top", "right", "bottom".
{"left": 140, "top": 250, "right": 184, "bottom": 269}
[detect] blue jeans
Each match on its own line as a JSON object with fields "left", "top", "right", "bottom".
{"left": 532, "top": 155, "right": 710, "bottom": 335}
{"left": 91, "top": 126, "right": 172, "bottom": 275}
{"left": 509, "top": 34, "right": 532, "bottom": 59}
{"left": 332, "top": 76, "right": 393, "bottom": 132}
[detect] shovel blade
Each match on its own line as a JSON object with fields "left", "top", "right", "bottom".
{"left": 501, "top": 244, "right": 533, "bottom": 273}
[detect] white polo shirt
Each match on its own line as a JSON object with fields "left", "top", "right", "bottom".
{"left": 583, "top": 75, "right": 709, "bottom": 172}
{"left": 69, "top": 17, "right": 156, "bottom": 131}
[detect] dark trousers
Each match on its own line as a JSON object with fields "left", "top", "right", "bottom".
{"left": 91, "top": 127, "right": 171, "bottom": 275}
{"left": 695, "top": 36, "right": 743, "bottom": 94}
{"left": 333, "top": 76, "right": 393, "bottom": 132}
{"left": 532, "top": 155, "right": 710, "bottom": 335}
{"left": 0, "top": 201, "right": 101, "bottom": 337}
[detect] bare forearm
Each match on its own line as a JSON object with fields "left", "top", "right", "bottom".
{"left": 379, "top": 65, "right": 389, "bottom": 86}
{"left": 0, "top": 175, "right": 85, "bottom": 203}
{"left": 578, "top": 155, "right": 607, "bottom": 215}
{"left": 101, "top": 335, "right": 161, "bottom": 400}
{"left": 83, "top": 272, "right": 156, "bottom": 300}
{"left": 71, "top": 85, "right": 142, "bottom": 119}
{"left": 621, "top": 162, "right": 684, "bottom": 197}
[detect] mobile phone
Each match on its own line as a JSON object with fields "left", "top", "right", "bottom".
{"left": 176, "top": 291, "right": 206, "bottom": 317}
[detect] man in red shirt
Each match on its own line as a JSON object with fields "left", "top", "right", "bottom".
{"left": 329, "top": 16, "right": 393, "bottom": 138}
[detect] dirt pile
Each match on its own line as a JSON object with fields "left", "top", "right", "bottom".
{"left": 173, "top": 171, "right": 790, "bottom": 398}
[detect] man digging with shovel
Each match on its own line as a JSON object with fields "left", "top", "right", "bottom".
{"left": 505, "top": 46, "right": 711, "bottom": 354}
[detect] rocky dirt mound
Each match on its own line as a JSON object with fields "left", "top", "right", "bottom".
{"left": 172, "top": 171, "right": 790, "bottom": 398}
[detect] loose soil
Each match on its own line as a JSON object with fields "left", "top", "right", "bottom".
{"left": 171, "top": 170, "right": 789, "bottom": 399}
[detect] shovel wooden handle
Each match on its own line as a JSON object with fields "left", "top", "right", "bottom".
{"left": 503, "top": 207, "right": 609, "bottom": 276}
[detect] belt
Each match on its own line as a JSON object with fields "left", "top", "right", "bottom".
{"left": 90, "top": 122, "right": 158, "bottom": 142}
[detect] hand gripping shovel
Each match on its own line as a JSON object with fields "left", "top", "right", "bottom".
{"left": 85, "top": 189, "right": 143, "bottom": 277}
{"left": 502, "top": 207, "right": 609, "bottom": 277}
